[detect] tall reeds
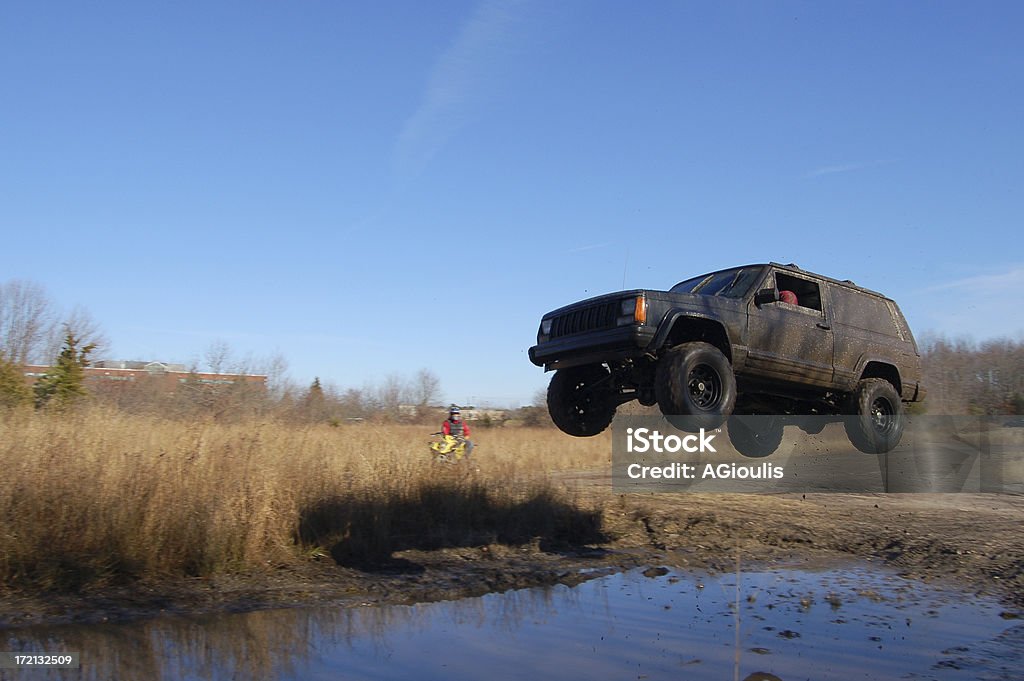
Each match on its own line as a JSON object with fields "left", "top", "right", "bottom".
{"left": 0, "top": 408, "right": 610, "bottom": 590}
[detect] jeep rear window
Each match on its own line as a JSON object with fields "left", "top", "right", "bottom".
{"left": 831, "top": 286, "right": 901, "bottom": 336}
{"left": 670, "top": 267, "right": 760, "bottom": 298}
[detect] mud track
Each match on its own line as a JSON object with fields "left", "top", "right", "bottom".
{"left": 2, "top": 481, "right": 1023, "bottom": 628}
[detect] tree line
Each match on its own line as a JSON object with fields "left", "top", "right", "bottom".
{"left": 1, "top": 278, "right": 1021, "bottom": 420}
{"left": 917, "top": 334, "right": 1024, "bottom": 416}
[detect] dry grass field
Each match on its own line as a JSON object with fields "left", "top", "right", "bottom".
{"left": 5, "top": 406, "right": 1024, "bottom": 631}
{"left": 0, "top": 408, "right": 610, "bottom": 592}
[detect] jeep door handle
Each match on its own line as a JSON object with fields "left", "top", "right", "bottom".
{"left": 816, "top": 322, "right": 832, "bottom": 330}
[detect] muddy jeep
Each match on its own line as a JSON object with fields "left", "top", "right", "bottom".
{"left": 528, "top": 263, "right": 925, "bottom": 454}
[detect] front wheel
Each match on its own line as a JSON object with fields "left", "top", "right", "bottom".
{"left": 547, "top": 364, "right": 616, "bottom": 437}
{"left": 844, "top": 378, "right": 905, "bottom": 454}
{"left": 655, "top": 342, "right": 736, "bottom": 431}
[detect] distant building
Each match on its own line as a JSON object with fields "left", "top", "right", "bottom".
{"left": 22, "top": 361, "right": 266, "bottom": 391}
{"left": 93, "top": 360, "right": 189, "bottom": 372}
{"left": 400, "top": 405, "right": 508, "bottom": 422}
{"left": 461, "top": 408, "right": 507, "bottom": 422}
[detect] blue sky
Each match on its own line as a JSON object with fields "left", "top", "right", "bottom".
{"left": 2, "top": 1, "right": 1021, "bottom": 406}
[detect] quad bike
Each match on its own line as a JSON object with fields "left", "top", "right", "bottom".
{"left": 429, "top": 433, "right": 472, "bottom": 463}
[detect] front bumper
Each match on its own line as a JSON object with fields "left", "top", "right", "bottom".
{"left": 529, "top": 325, "right": 657, "bottom": 371}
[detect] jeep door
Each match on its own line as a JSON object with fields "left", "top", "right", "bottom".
{"left": 744, "top": 269, "right": 835, "bottom": 387}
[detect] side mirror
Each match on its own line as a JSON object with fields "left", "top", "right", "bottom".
{"left": 754, "top": 289, "right": 778, "bottom": 307}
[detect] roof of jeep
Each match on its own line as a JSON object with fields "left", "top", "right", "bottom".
{"left": 727, "top": 262, "right": 891, "bottom": 301}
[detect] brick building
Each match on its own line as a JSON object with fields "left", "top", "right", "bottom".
{"left": 22, "top": 360, "right": 267, "bottom": 391}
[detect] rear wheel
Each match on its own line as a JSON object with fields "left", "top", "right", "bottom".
{"left": 655, "top": 342, "right": 736, "bottom": 431}
{"left": 844, "top": 378, "right": 905, "bottom": 453}
{"left": 547, "top": 364, "right": 616, "bottom": 437}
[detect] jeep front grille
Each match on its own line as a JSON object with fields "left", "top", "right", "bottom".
{"left": 549, "top": 301, "right": 619, "bottom": 338}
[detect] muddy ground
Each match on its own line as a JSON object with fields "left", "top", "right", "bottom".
{"left": 3, "top": 480, "right": 1023, "bottom": 629}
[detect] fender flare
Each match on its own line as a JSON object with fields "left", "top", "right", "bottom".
{"left": 848, "top": 356, "right": 903, "bottom": 394}
{"left": 651, "top": 311, "right": 733, "bottom": 359}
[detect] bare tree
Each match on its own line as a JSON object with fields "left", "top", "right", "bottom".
{"left": 337, "top": 387, "right": 369, "bottom": 419}
{"left": 376, "top": 374, "right": 407, "bottom": 417}
{"left": 43, "top": 305, "right": 109, "bottom": 364}
{"left": 204, "top": 340, "right": 231, "bottom": 374}
{"left": 0, "top": 280, "right": 56, "bottom": 364}
{"left": 258, "top": 351, "right": 290, "bottom": 399}
{"left": 412, "top": 368, "right": 441, "bottom": 407}
{"left": 508, "top": 388, "right": 553, "bottom": 427}
{"left": 919, "top": 333, "right": 1024, "bottom": 414}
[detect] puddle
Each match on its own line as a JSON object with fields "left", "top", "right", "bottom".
{"left": 3, "top": 565, "right": 1021, "bottom": 680}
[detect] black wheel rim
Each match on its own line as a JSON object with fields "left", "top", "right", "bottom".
{"left": 687, "top": 364, "right": 722, "bottom": 411}
{"left": 570, "top": 373, "right": 608, "bottom": 419}
{"left": 572, "top": 380, "right": 592, "bottom": 416}
{"left": 869, "top": 397, "right": 896, "bottom": 435}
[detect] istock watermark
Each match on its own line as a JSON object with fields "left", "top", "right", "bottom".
{"left": 611, "top": 414, "right": 1024, "bottom": 494}
{"left": 624, "top": 427, "right": 718, "bottom": 454}
{"left": 624, "top": 460, "right": 784, "bottom": 482}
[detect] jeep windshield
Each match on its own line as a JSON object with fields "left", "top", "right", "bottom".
{"left": 669, "top": 266, "right": 763, "bottom": 298}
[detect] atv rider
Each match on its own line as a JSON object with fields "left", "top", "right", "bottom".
{"left": 442, "top": 407, "right": 474, "bottom": 458}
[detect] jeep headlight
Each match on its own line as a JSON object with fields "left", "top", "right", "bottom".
{"left": 538, "top": 318, "right": 553, "bottom": 343}
{"left": 617, "top": 294, "right": 647, "bottom": 326}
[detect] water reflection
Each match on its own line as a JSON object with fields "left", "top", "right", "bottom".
{"left": 3, "top": 566, "right": 1019, "bottom": 680}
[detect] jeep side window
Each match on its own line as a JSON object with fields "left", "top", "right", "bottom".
{"left": 775, "top": 273, "right": 823, "bottom": 312}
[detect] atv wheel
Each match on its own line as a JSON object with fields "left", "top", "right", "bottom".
{"left": 547, "top": 364, "right": 616, "bottom": 437}
{"left": 844, "top": 378, "right": 905, "bottom": 454}
{"left": 727, "top": 415, "right": 784, "bottom": 458}
{"left": 655, "top": 342, "right": 736, "bottom": 431}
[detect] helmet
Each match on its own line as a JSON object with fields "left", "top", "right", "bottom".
{"left": 449, "top": 406, "right": 461, "bottom": 416}
{"left": 779, "top": 290, "right": 798, "bottom": 305}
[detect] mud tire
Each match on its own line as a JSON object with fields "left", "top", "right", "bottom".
{"left": 655, "top": 342, "right": 736, "bottom": 431}
{"left": 844, "top": 378, "right": 905, "bottom": 454}
{"left": 547, "top": 364, "right": 616, "bottom": 437}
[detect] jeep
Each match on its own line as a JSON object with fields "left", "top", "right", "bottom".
{"left": 528, "top": 263, "right": 925, "bottom": 454}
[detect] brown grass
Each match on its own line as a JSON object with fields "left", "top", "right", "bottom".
{"left": 0, "top": 408, "right": 610, "bottom": 591}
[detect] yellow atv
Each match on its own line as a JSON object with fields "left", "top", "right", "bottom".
{"left": 429, "top": 433, "right": 471, "bottom": 463}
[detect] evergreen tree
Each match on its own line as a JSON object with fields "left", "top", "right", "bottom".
{"left": 308, "top": 376, "right": 324, "bottom": 399}
{"left": 33, "top": 329, "right": 96, "bottom": 409}
{"left": 303, "top": 376, "right": 327, "bottom": 422}
{"left": 0, "top": 358, "right": 32, "bottom": 408}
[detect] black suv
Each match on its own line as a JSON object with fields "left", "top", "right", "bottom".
{"left": 529, "top": 263, "right": 925, "bottom": 454}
